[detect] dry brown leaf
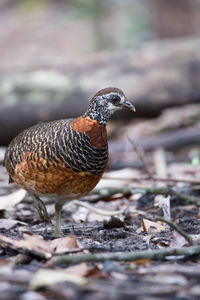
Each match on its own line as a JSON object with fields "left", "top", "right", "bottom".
{"left": 142, "top": 218, "right": 167, "bottom": 233}
{"left": 170, "top": 230, "right": 200, "bottom": 248}
{"left": 50, "top": 235, "right": 81, "bottom": 254}
{"left": 0, "top": 189, "right": 26, "bottom": 210}
{"left": 132, "top": 258, "right": 151, "bottom": 266}
{"left": 0, "top": 219, "right": 27, "bottom": 230}
{"left": 170, "top": 231, "right": 189, "bottom": 248}
{"left": 0, "top": 233, "right": 52, "bottom": 259}
{"left": 64, "top": 263, "right": 89, "bottom": 277}
{"left": 0, "top": 233, "right": 81, "bottom": 259}
{"left": 85, "top": 266, "right": 106, "bottom": 279}
{"left": 64, "top": 263, "right": 105, "bottom": 279}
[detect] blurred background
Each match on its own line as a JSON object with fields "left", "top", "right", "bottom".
{"left": 0, "top": 0, "right": 200, "bottom": 171}
{"left": 0, "top": 0, "right": 200, "bottom": 66}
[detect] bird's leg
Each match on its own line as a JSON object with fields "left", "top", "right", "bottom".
{"left": 53, "top": 202, "right": 64, "bottom": 236}
{"left": 32, "top": 194, "right": 51, "bottom": 223}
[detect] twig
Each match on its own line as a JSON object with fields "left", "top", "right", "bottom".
{"left": 64, "top": 200, "right": 124, "bottom": 216}
{"left": 91, "top": 187, "right": 200, "bottom": 207}
{"left": 52, "top": 245, "right": 200, "bottom": 265}
{"left": 90, "top": 186, "right": 169, "bottom": 197}
{"left": 155, "top": 216, "right": 193, "bottom": 246}
{"left": 128, "top": 138, "right": 153, "bottom": 178}
{"left": 172, "top": 190, "right": 200, "bottom": 206}
{"left": 103, "top": 175, "right": 200, "bottom": 185}
{"left": 151, "top": 176, "right": 200, "bottom": 185}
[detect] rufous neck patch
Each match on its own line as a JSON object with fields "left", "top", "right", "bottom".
{"left": 69, "top": 117, "right": 107, "bottom": 149}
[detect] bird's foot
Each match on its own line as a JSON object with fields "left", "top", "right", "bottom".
{"left": 52, "top": 228, "right": 65, "bottom": 237}
{"left": 32, "top": 195, "right": 52, "bottom": 224}
{"left": 53, "top": 220, "right": 65, "bottom": 237}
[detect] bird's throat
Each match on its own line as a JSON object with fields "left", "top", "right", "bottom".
{"left": 84, "top": 102, "right": 111, "bottom": 125}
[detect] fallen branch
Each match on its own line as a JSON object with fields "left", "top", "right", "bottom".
{"left": 64, "top": 199, "right": 124, "bottom": 216}
{"left": 91, "top": 187, "right": 200, "bottom": 207}
{"left": 91, "top": 186, "right": 169, "bottom": 197}
{"left": 150, "top": 176, "right": 200, "bottom": 185}
{"left": 103, "top": 175, "right": 200, "bottom": 185}
{"left": 52, "top": 245, "right": 200, "bottom": 265}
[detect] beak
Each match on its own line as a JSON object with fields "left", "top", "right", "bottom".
{"left": 122, "top": 99, "right": 136, "bottom": 112}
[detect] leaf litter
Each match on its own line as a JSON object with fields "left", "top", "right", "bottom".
{"left": 0, "top": 142, "right": 200, "bottom": 300}
{"left": 0, "top": 233, "right": 81, "bottom": 259}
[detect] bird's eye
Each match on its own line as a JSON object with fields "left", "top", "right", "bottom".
{"left": 111, "top": 95, "right": 121, "bottom": 105}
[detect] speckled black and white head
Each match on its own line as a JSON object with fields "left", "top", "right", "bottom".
{"left": 84, "top": 87, "right": 135, "bottom": 125}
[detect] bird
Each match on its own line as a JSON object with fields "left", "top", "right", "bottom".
{"left": 3, "top": 87, "right": 135, "bottom": 236}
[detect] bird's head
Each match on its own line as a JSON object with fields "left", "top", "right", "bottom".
{"left": 85, "top": 87, "right": 135, "bottom": 125}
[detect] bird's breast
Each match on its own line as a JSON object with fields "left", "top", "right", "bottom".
{"left": 69, "top": 116, "right": 107, "bottom": 150}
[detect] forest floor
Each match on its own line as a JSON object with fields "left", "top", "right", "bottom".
{"left": 0, "top": 139, "right": 200, "bottom": 300}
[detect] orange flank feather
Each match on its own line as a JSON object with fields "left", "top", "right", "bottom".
{"left": 13, "top": 151, "right": 103, "bottom": 196}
